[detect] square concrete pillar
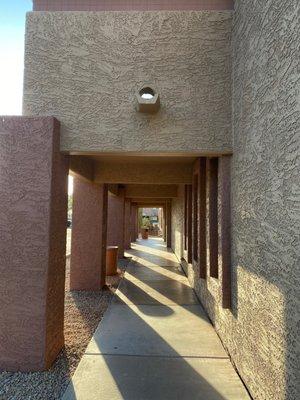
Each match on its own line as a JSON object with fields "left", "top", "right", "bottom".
{"left": 70, "top": 179, "right": 108, "bottom": 290}
{"left": 131, "top": 203, "right": 138, "bottom": 243}
{"left": 107, "top": 189, "right": 125, "bottom": 258}
{"left": 166, "top": 200, "right": 172, "bottom": 248}
{"left": 0, "top": 116, "right": 69, "bottom": 372}
{"left": 219, "top": 155, "right": 232, "bottom": 309}
{"left": 124, "top": 199, "right": 132, "bottom": 250}
{"left": 162, "top": 205, "right": 167, "bottom": 241}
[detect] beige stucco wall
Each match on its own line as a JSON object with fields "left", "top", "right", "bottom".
{"left": 23, "top": 11, "right": 232, "bottom": 154}
{"left": 182, "top": 2, "right": 300, "bottom": 400}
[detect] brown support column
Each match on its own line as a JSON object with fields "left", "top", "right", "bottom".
{"left": 131, "top": 203, "right": 138, "bottom": 243}
{"left": 220, "top": 156, "right": 232, "bottom": 309}
{"left": 124, "top": 199, "right": 131, "bottom": 250}
{"left": 192, "top": 158, "right": 207, "bottom": 278}
{"left": 199, "top": 157, "right": 207, "bottom": 279}
{"left": 162, "top": 205, "right": 167, "bottom": 242}
{"left": 0, "top": 117, "right": 69, "bottom": 371}
{"left": 70, "top": 179, "right": 108, "bottom": 291}
{"left": 208, "top": 158, "right": 219, "bottom": 278}
{"left": 186, "top": 185, "right": 193, "bottom": 264}
{"left": 135, "top": 206, "right": 139, "bottom": 240}
{"left": 192, "top": 161, "right": 199, "bottom": 267}
{"left": 184, "top": 186, "right": 188, "bottom": 251}
{"left": 107, "top": 188, "right": 125, "bottom": 258}
{"left": 166, "top": 200, "right": 172, "bottom": 248}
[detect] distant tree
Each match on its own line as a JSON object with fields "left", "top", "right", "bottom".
{"left": 68, "top": 195, "right": 73, "bottom": 215}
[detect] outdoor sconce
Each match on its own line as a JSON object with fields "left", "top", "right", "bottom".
{"left": 136, "top": 85, "right": 160, "bottom": 114}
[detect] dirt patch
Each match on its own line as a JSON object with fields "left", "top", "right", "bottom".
{"left": 0, "top": 258, "right": 129, "bottom": 400}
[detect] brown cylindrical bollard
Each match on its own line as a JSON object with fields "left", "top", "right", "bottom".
{"left": 141, "top": 228, "right": 149, "bottom": 239}
{"left": 106, "top": 246, "right": 119, "bottom": 276}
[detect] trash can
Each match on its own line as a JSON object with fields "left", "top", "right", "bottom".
{"left": 141, "top": 228, "right": 149, "bottom": 240}
{"left": 106, "top": 246, "right": 119, "bottom": 276}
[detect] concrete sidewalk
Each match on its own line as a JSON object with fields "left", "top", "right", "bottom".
{"left": 62, "top": 238, "right": 250, "bottom": 400}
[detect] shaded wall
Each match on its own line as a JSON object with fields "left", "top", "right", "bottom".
{"left": 183, "top": 2, "right": 300, "bottom": 400}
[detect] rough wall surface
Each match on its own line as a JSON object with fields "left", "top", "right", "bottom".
{"left": 183, "top": 2, "right": 300, "bottom": 399}
{"left": 23, "top": 11, "right": 232, "bottom": 153}
{"left": 33, "top": 0, "right": 234, "bottom": 11}
{"left": 171, "top": 185, "right": 184, "bottom": 260}
{"left": 70, "top": 179, "right": 107, "bottom": 290}
{"left": 107, "top": 190, "right": 125, "bottom": 258}
{"left": 0, "top": 117, "right": 69, "bottom": 371}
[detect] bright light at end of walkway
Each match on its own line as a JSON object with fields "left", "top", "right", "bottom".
{"left": 68, "top": 175, "right": 74, "bottom": 195}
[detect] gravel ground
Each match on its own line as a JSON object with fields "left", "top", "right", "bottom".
{"left": 0, "top": 258, "right": 129, "bottom": 400}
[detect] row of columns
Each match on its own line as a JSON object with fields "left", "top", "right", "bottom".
{"left": 187, "top": 156, "right": 232, "bottom": 309}
{"left": 0, "top": 117, "right": 173, "bottom": 372}
{"left": 69, "top": 182, "right": 174, "bottom": 291}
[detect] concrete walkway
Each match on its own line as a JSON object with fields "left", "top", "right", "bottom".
{"left": 63, "top": 238, "right": 250, "bottom": 400}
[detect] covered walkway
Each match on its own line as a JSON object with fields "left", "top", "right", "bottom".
{"left": 63, "top": 238, "right": 250, "bottom": 400}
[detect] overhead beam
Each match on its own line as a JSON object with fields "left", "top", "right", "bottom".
{"left": 136, "top": 204, "right": 166, "bottom": 208}
{"left": 108, "top": 184, "right": 119, "bottom": 196}
{"left": 70, "top": 156, "right": 94, "bottom": 182}
{"left": 94, "top": 162, "right": 193, "bottom": 184}
{"left": 130, "top": 198, "right": 169, "bottom": 204}
{"left": 125, "top": 185, "right": 177, "bottom": 198}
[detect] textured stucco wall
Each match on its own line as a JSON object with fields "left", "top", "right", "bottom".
{"left": 32, "top": 0, "right": 234, "bottom": 12}
{"left": 171, "top": 185, "right": 184, "bottom": 260}
{"left": 183, "top": 2, "right": 300, "bottom": 400}
{"left": 70, "top": 179, "right": 107, "bottom": 290}
{"left": 23, "top": 11, "right": 232, "bottom": 153}
{"left": 0, "top": 117, "right": 69, "bottom": 371}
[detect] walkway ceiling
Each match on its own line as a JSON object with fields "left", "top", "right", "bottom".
{"left": 70, "top": 154, "right": 203, "bottom": 184}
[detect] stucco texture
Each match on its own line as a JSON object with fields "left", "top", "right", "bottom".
{"left": 0, "top": 117, "right": 69, "bottom": 371}
{"left": 181, "top": 2, "right": 300, "bottom": 400}
{"left": 70, "top": 179, "right": 107, "bottom": 290}
{"left": 32, "top": 0, "right": 234, "bottom": 12}
{"left": 23, "top": 11, "right": 232, "bottom": 154}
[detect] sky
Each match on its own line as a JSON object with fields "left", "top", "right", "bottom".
{"left": 0, "top": 1, "right": 31, "bottom": 115}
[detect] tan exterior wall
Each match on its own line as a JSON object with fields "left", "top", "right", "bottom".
{"left": 182, "top": 2, "right": 300, "bottom": 400}
{"left": 23, "top": 11, "right": 232, "bottom": 154}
